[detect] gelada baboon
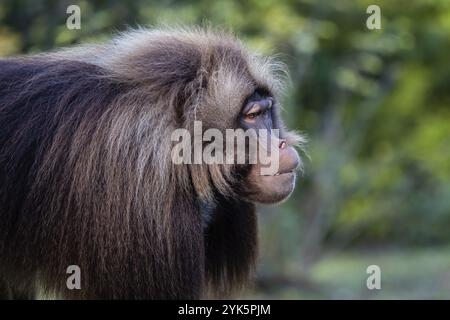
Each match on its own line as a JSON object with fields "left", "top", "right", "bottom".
{"left": 0, "top": 27, "right": 303, "bottom": 299}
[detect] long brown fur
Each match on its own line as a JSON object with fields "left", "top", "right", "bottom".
{"left": 0, "top": 27, "right": 298, "bottom": 299}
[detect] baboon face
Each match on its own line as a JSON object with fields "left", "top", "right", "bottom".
{"left": 190, "top": 45, "right": 302, "bottom": 205}
{"left": 238, "top": 90, "right": 300, "bottom": 204}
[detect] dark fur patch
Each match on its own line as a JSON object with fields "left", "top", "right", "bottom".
{"left": 0, "top": 52, "right": 258, "bottom": 299}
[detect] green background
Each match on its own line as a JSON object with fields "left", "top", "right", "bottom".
{"left": 1, "top": 0, "right": 450, "bottom": 299}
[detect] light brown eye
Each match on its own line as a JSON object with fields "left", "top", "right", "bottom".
{"left": 244, "top": 103, "right": 262, "bottom": 122}
{"left": 245, "top": 110, "right": 261, "bottom": 121}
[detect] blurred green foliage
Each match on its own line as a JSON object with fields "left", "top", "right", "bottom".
{"left": 1, "top": 0, "right": 449, "bottom": 298}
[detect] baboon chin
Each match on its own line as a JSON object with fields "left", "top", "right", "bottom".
{"left": 245, "top": 138, "right": 301, "bottom": 204}
{"left": 0, "top": 27, "right": 304, "bottom": 299}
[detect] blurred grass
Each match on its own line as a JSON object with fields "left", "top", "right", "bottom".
{"left": 248, "top": 246, "right": 450, "bottom": 299}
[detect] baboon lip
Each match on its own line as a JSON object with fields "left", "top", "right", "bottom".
{"left": 261, "top": 170, "right": 295, "bottom": 177}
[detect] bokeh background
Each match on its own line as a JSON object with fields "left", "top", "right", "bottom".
{"left": 1, "top": 0, "right": 449, "bottom": 299}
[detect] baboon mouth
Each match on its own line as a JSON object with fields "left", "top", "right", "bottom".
{"left": 262, "top": 170, "right": 295, "bottom": 177}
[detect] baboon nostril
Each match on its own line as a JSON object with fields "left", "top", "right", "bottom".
{"left": 279, "top": 140, "right": 286, "bottom": 149}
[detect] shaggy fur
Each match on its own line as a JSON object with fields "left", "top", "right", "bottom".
{"left": 0, "top": 27, "right": 300, "bottom": 299}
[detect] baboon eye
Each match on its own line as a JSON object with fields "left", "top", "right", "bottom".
{"left": 245, "top": 110, "right": 262, "bottom": 120}
{"left": 242, "top": 94, "right": 273, "bottom": 124}
{"left": 244, "top": 104, "right": 262, "bottom": 122}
